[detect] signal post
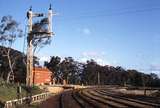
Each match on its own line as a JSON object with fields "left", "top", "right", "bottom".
{"left": 26, "top": 5, "right": 55, "bottom": 86}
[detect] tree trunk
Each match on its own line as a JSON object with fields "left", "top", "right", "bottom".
{"left": 0, "top": 71, "right": 4, "bottom": 79}
{"left": 6, "top": 49, "right": 14, "bottom": 83}
{"left": 63, "top": 79, "right": 67, "bottom": 85}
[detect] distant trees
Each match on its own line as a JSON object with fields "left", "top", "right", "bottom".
{"left": 82, "top": 59, "right": 100, "bottom": 85}
{"left": 59, "top": 57, "right": 74, "bottom": 84}
{"left": 45, "top": 56, "right": 160, "bottom": 87}
{"left": 44, "top": 56, "right": 61, "bottom": 84}
{"left": 126, "top": 70, "right": 143, "bottom": 86}
{"left": 45, "top": 56, "right": 83, "bottom": 84}
{"left": 60, "top": 57, "right": 82, "bottom": 84}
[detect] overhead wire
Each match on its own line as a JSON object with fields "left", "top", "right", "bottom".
{"left": 55, "top": 7, "right": 160, "bottom": 23}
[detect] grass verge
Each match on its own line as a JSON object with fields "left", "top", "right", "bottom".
{"left": 0, "top": 79, "right": 44, "bottom": 103}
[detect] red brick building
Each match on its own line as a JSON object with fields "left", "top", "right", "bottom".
{"left": 32, "top": 67, "right": 52, "bottom": 85}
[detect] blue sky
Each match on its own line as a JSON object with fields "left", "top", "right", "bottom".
{"left": 0, "top": 0, "right": 160, "bottom": 75}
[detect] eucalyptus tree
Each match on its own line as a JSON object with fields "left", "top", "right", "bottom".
{"left": 0, "top": 16, "right": 23, "bottom": 83}
{"left": 44, "top": 56, "right": 61, "bottom": 84}
{"left": 31, "top": 18, "right": 52, "bottom": 54}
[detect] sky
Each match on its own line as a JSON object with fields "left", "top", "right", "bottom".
{"left": 0, "top": 0, "right": 160, "bottom": 76}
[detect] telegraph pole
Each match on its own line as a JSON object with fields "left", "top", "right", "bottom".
{"left": 26, "top": 5, "right": 55, "bottom": 86}
{"left": 98, "top": 71, "right": 100, "bottom": 85}
{"left": 26, "top": 7, "right": 33, "bottom": 86}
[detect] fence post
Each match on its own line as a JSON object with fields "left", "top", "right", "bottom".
{"left": 4, "top": 92, "right": 52, "bottom": 108}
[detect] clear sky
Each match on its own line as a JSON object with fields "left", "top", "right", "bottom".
{"left": 0, "top": 0, "right": 160, "bottom": 75}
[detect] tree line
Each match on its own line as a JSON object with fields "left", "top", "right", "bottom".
{"left": 0, "top": 45, "right": 160, "bottom": 87}
{"left": 45, "top": 56, "right": 160, "bottom": 87}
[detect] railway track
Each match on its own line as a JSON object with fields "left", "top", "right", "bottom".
{"left": 55, "top": 88, "right": 160, "bottom": 108}
{"left": 78, "top": 88, "right": 160, "bottom": 108}
{"left": 59, "top": 89, "right": 108, "bottom": 108}
{"left": 72, "top": 90, "right": 94, "bottom": 108}
{"left": 85, "top": 88, "right": 160, "bottom": 108}
{"left": 97, "top": 89, "right": 160, "bottom": 107}
{"left": 75, "top": 90, "right": 107, "bottom": 108}
{"left": 81, "top": 89, "right": 128, "bottom": 108}
{"left": 59, "top": 90, "right": 83, "bottom": 108}
{"left": 59, "top": 93, "right": 64, "bottom": 108}
{"left": 88, "top": 90, "right": 155, "bottom": 108}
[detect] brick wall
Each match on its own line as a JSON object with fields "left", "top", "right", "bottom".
{"left": 33, "top": 67, "right": 52, "bottom": 85}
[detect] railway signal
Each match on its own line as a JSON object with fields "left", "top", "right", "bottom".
{"left": 26, "top": 5, "right": 56, "bottom": 86}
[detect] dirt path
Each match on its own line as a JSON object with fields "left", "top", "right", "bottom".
{"left": 39, "top": 94, "right": 61, "bottom": 108}
{"left": 39, "top": 90, "right": 81, "bottom": 108}
{"left": 61, "top": 90, "right": 81, "bottom": 108}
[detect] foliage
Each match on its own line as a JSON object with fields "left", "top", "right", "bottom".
{"left": 45, "top": 56, "right": 84, "bottom": 84}
{"left": 31, "top": 18, "right": 52, "bottom": 54}
{"left": 0, "top": 16, "right": 23, "bottom": 45}
{"left": 0, "top": 15, "right": 23, "bottom": 83}
{"left": 45, "top": 56, "right": 160, "bottom": 87}
{"left": 0, "top": 46, "right": 39, "bottom": 83}
{"left": 44, "top": 56, "right": 61, "bottom": 83}
{"left": 0, "top": 46, "right": 26, "bottom": 82}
